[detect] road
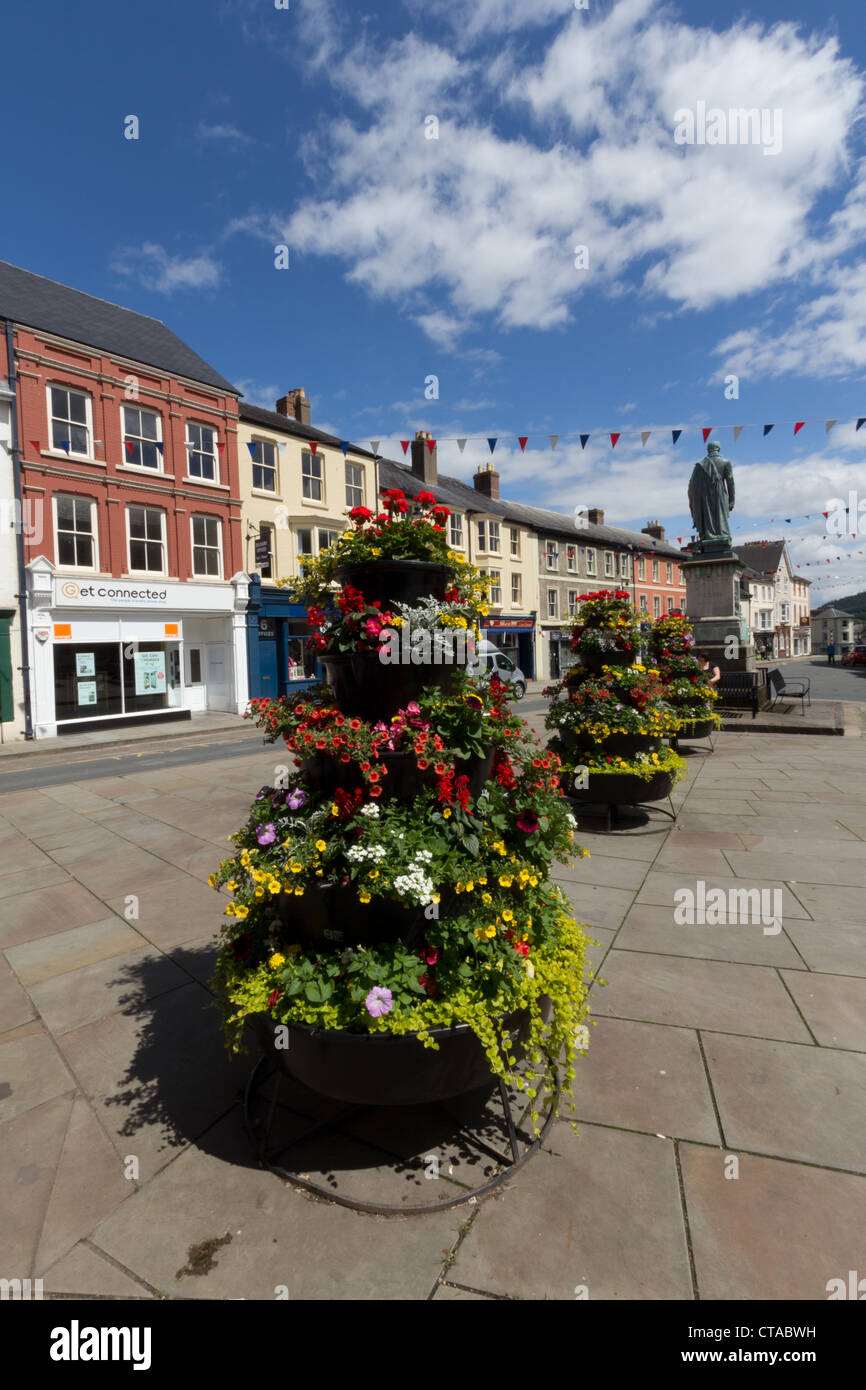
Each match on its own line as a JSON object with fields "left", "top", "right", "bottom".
{"left": 767, "top": 656, "right": 866, "bottom": 701}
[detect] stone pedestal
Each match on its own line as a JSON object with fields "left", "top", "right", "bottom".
{"left": 681, "top": 550, "right": 756, "bottom": 672}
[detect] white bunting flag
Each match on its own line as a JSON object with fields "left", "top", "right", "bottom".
{"left": 733, "top": 426, "right": 744, "bottom": 441}
{"left": 640, "top": 431, "right": 651, "bottom": 446}
{"left": 456, "top": 439, "right": 467, "bottom": 453}
{"left": 370, "top": 440, "right": 380, "bottom": 455}
{"left": 825, "top": 420, "right": 837, "bottom": 435}
{"left": 548, "top": 435, "right": 558, "bottom": 450}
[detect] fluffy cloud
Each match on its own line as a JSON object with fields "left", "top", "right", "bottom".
{"left": 110, "top": 243, "right": 222, "bottom": 293}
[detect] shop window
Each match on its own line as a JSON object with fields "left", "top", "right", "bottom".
{"left": 122, "top": 641, "right": 174, "bottom": 713}
{"left": 54, "top": 643, "right": 122, "bottom": 720}
{"left": 55, "top": 495, "right": 97, "bottom": 568}
{"left": 345, "top": 463, "right": 363, "bottom": 509}
{"left": 187, "top": 422, "right": 217, "bottom": 481}
{"left": 122, "top": 406, "right": 161, "bottom": 469}
{"left": 127, "top": 505, "right": 165, "bottom": 573}
{"left": 49, "top": 385, "right": 90, "bottom": 456}
{"left": 191, "top": 515, "right": 222, "bottom": 576}
{"left": 252, "top": 440, "right": 277, "bottom": 492}
{"left": 302, "top": 451, "right": 323, "bottom": 501}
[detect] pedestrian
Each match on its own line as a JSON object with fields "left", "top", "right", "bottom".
{"left": 698, "top": 651, "right": 721, "bottom": 687}
{"left": 827, "top": 641, "right": 836, "bottom": 666}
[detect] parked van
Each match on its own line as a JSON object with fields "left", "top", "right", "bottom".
{"left": 467, "top": 640, "right": 527, "bottom": 699}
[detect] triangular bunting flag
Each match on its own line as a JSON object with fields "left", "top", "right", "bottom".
{"left": 308, "top": 442, "right": 317, "bottom": 455}
{"left": 426, "top": 438, "right": 436, "bottom": 454}
{"left": 487, "top": 438, "right": 497, "bottom": 454}
{"left": 856, "top": 418, "right": 866, "bottom": 431}
{"left": 640, "top": 431, "right": 651, "bottom": 446}
{"left": 518, "top": 437, "right": 528, "bottom": 453}
{"left": 672, "top": 430, "right": 682, "bottom": 445}
{"left": 29, "top": 440, "right": 40, "bottom": 453}
{"left": 340, "top": 442, "right": 349, "bottom": 456}
{"left": 216, "top": 442, "right": 225, "bottom": 454}
{"left": 763, "top": 424, "right": 774, "bottom": 436}
{"left": 826, "top": 420, "right": 837, "bottom": 434}
{"left": 794, "top": 421, "right": 805, "bottom": 435}
{"left": 370, "top": 441, "right": 380, "bottom": 455}
{"left": 247, "top": 443, "right": 257, "bottom": 458}
{"left": 278, "top": 442, "right": 287, "bottom": 452}
{"left": 456, "top": 439, "right": 467, "bottom": 453}
{"left": 702, "top": 427, "right": 712, "bottom": 443}
{"left": 155, "top": 442, "right": 163, "bottom": 455}
{"left": 59, "top": 440, "right": 70, "bottom": 454}
{"left": 610, "top": 433, "right": 620, "bottom": 448}
{"left": 125, "top": 441, "right": 134, "bottom": 455}
{"left": 400, "top": 441, "right": 410, "bottom": 455}
{"left": 733, "top": 426, "right": 744, "bottom": 441}
{"left": 579, "top": 434, "right": 590, "bottom": 449}
{"left": 548, "top": 435, "right": 558, "bottom": 450}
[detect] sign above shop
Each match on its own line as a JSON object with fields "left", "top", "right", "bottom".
{"left": 485, "top": 617, "right": 536, "bottom": 630}
{"left": 55, "top": 580, "right": 168, "bottom": 607}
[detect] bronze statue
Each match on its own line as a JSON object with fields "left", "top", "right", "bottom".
{"left": 688, "top": 441, "right": 735, "bottom": 549}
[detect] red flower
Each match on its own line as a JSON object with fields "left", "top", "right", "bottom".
{"left": 416, "top": 490, "right": 437, "bottom": 505}
{"left": 349, "top": 506, "right": 374, "bottom": 523}
{"left": 267, "top": 989, "right": 282, "bottom": 1008}
{"left": 517, "top": 809, "right": 539, "bottom": 833}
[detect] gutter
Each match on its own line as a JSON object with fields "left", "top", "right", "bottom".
{"left": 3, "top": 320, "right": 34, "bottom": 738}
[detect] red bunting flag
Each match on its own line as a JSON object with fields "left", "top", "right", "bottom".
{"left": 401, "top": 441, "right": 410, "bottom": 455}
{"left": 426, "top": 438, "right": 436, "bottom": 454}
{"left": 610, "top": 433, "right": 620, "bottom": 448}
{"left": 308, "top": 442, "right": 317, "bottom": 455}
{"left": 702, "top": 427, "right": 712, "bottom": 443}
{"left": 216, "top": 442, "right": 225, "bottom": 454}
{"left": 518, "top": 437, "right": 528, "bottom": 452}
{"left": 29, "top": 440, "right": 41, "bottom": 453}
{"left": 794, "top": 421, "right": 805, "bottom": 435}
{"left": 125, "top": 441, "right": 134, "bottom": 456}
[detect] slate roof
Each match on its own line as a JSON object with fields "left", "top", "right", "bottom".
{"left": 378, "top": 457, "right": 687, "bottom": 558}
{"left": 0, "top": 259, "right": 237, "bottom": 394}
{"left": 812, "top": 606, "right": 856, "bottom": 619}
{"left": 238, "top": 401, "right": 376, "bottom": 454}
{"left": 734, "top": 540, "right": 787, "bottom": 575}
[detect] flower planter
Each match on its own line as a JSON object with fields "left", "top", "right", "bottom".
{"left": 276, "top": 880, "right": 440, "bottom": 950}
{"left": 320, "top": 650, "right": 462, "bottom": 721}
{"left": 299, "top": 746, "right": 495, "bottom": 801}
{"left": 559, "top": 729, "right": 661, "bottom": 759}
{"left": 333, "top": 559, "right": 451, "bottom": 608}
{"left": 569, "top": 768, "right": 676, "bottom": 806}
{"left": 248, "top": 1001, "right": 551, "bottom": 1106}
{"left": 675, "top": 717, "right": 714, "bottom": 740}
{"left": 579, "top": 648, "right": 636, "bottom": 674}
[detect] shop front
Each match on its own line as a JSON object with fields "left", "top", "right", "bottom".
{"left": 483, "top": 614, "right": 536, "bottom": 679}
{"left": 26, "top": 558, "right": 249, "bottom": 738}
{"left": 246, "top": 574, "right": 320, "bottom": 700}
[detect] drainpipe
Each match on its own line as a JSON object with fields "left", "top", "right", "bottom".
{"left": 4, "top": 320, "right": 34, "bottom": 739}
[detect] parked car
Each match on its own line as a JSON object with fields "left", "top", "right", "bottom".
{"left": 841, "top": 645, "right": 866, "bottom": 667}
{"left": 467, "top": 640, "right": 527, "bottom": 698}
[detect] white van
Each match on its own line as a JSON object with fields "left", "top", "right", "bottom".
{"left": 467, "top": 639, "right": 527, "bottom": 699}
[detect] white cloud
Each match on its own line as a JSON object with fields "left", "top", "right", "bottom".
{"left": 196, "top": 121, "right": 255, "bottom": 146}
{"left": 110, "top": 243, "right": 222, "bottom": 293}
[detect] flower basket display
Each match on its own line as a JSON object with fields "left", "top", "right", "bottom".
{"left": 212, "top": 490, "right": 592, "bottom": 1133}
{"left": 647, "top": 612, "right": 721, "bottom": 742}
{"left": 545, "top": 591, "right": 685, "bottom": 825}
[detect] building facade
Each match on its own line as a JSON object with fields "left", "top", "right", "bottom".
{"left": 736, "top": 540, "right": 810, "bottom": 659}
{"left": 1, "top": 259, "right": 247, "bottom": 738}
{"left": 0, "top": 373, "right": 27, "bottom": 739}
{"left": 811, "top": 605, "right": 856, "bottom": 655}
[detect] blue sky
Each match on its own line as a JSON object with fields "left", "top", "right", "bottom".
{"left": 3, "top": 0, "right": 866, "bottom": 601}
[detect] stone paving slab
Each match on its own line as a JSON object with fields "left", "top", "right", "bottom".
{"left": 42, "top": 1241, "right": 154, "bottom": 1299}
{"left": 780, "top": 971, "right": 866, "bottom": 1051}
{"left": 783, "top": 918, "right": 866, "bottom": 977}
{"left": 0, "top": 1032, "right": 76, "bottom": 1125}
{"left": 5, "top": 917, "right": 148, "bottom": 987}
{"left": 680, "top": 1145, "right": 866, "bottom": 1301}
{"left": 702, "top": 1034, "right": 866, "bottom": 1172}
{"left": 0, "top": 1094, "right": 74, "bottom": 1273}
{"left": 0, "top": 880, "right": 117, "bottom": 949}
{"left": 613, "top": 903, "right": 805, "bottom": 969}
{"left": 26, "top": 946, "right": 189, "bottom": 1035}
{"left": 34, "top": 1094, "right": 132, "bottom": 1274}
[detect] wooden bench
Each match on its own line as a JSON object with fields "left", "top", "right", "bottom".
{"left": 768, "top": 667, "right": 811, "bottom": 714}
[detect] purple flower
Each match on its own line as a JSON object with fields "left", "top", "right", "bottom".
{"left": 255, "top": 786, "right": 270, "bottom": 801}
{"left": 365, "top": 986, "right": 393, "bottom": 1018}
{"left": 256, "top": 822, "right": 277, "bottom": 846}
{"left": 286, "top": 788, "right": 306, "bottom": 810}
{"left": 516, "top": 809, "right": 539, "bottom": 834}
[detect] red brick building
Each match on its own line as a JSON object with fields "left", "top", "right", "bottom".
{"left": 0, "top": 260, "right": 247, "bottom": 737}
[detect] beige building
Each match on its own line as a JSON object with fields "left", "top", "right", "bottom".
{"left": 238, "top": 390, "right": 375, "bottom": 588}
{"left": 811, "top": 605, "right": 856, "bottom": 655}
{"left": 737, "top": 540, "right": 811, "bottom": 658}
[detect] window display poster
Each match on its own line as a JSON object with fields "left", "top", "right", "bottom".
{"left": 76, "top": 652, "right": 95, "bottom": 678}
{"left": 133, "top": 650, "right": 166, "bottom": 695}
{"left": 77, "top": 680, "right": 97, "bottom": 705}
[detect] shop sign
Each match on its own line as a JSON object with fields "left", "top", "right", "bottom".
{"left": 55, "top": 580, "right": 168, "bottom": 606}
{"left": 133, "top": 651, "right": 166, "bottom": 694}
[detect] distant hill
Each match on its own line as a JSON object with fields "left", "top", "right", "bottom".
{"left": 813, "top": 590, "right": 866, "bottom": 621}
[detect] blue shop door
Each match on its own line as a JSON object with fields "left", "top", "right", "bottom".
{"left": 256, "top": 619, "right": 278, "bottom": 698}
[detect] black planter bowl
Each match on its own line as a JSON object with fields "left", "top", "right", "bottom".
{"left": 299, "top": 746, "right": 495, "bottom": 802}
{"left": 675, "top": 718, "right": 714, "bottom": 740}
{"left": 569, "top": 768, "right": 676, "bottom": 806}
{"left": 578, "top": 648, "right": 637, "bottom": 674}
{"left": 276, "top": 881, "right": 448, "bottom": 950}
{"left": 560, "top": 730, "right": 662, "bottom": 759}
{"left": 333, "top": 559, "right": 451, "bottom": 608}
{"left": 320, "top": 651, "right": 463, "bottom": 721}
{"left": 248, "top": 999, "right": 551, "bottom": 1106}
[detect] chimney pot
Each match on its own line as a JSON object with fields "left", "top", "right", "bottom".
{"left": 410, "top": 430, "right": 438, "bottom": 487}
{"left": 586, "top": 508, "right": 604, "bottom": 525}
{"left": 275, "top": 389, "right": 311, "bottom": 426}
{"left": 473, "top": 462, "right": 500, "bottom": 500}
{"left": 642, "top": 520, "right": 665, "bottom": 540}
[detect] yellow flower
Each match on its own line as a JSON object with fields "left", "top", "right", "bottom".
{"left": 442, "top": 807, "right": 452, "bottom": 819}
{"left": 502, "top": 909, "right": 514, "bottom": 922}
{"left": 473, "top": 927, "right": 486, "bottom": 940}
{"left": 368, "top": 869, "right": 379, "bottom": 879}
{"left": 269, "top": 953, "right": 286, "bottom": 969}
{"left": 293, "top": 886, "right": 304, "bottom": 896}
{"left": 225, "top": 903, "right": 235, "bottom": 916}
{"left": 330, "top": 803, "right": 339, "bottom": 817}
{"left": 239, "top": 850, "right": 251, "bottom": 867}
{"left": 290, "top": 862, "right": 303, "bottom": 874}
{"left": 465, "top": 880, "right": 475, "bottom": 892}
{"left": 499, "top": 874, "right": 513, "bottom": 887}
{"left": 481, "top": 892, "right": 492, "bottom": 905}
{"left": 485, "top": 925, "right": 496, "bottom": 938}
{"left": 207, "top": 874, "right": 217, "bottom": 888}
{"left": 492, "top": 840, "right": 507, "bottom": 856}
{"left": 234, "top": 904, "right": 249, "bottom": 920}
{"left": 359, "top": 890, "right": 372, "bottom": 903}
{"left": 315, "top": 839, "right": 327, "bottom": 852}
{"left": 226, "top": 879, "right": 238, "bottom": 891}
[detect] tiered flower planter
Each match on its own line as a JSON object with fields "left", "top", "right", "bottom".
{"left": 647, "top": 612, "right": 720, "bottom": 749}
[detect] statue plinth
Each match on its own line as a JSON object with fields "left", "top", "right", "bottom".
{"left": 681, "top": 550, "right": 757, "bottom": 672}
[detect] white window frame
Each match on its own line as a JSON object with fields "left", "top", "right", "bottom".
{"left": 566, "top": 544, "right": 576, "bottom": 572}
{"left": 567, "top": 589, "right": 577, "bottom": 616}
{"left": 477, "top": 520, "right": 487, "bottom": 552}
{"left": 121, "top": 405, "right": 163, "bottom": 471}
{"left": 652, "top": 558, "right": 660, "bottom": 581}
{"left": 186, "top": 421, "right": 218, "bottom": 483}
{"left": 585, "top": 548, "right": 596, "bottom": 576}
{"left": 126, "top": 504, "right": 167, "bottom": 576}
{"left": 302, "top": 451, "right": 324, "bottom": 503}
{"left": 547, "top": 588, "right": 558, "bottom": 618}
{"left": 639, "top": 593, "right": 648, "bottom": 612}
{"left": 637, "top": 556, "right": 646, "bottom": 580}
{"left": 251, "top": 438, "right": 278, "bottom": 494}
{"left": 510, "top": 527, "right": 520, "bottom": 559}
{"left": 190, "top": 514, "right": 223, "bottom": 578}
{"left": 48, "top": 384, "right": 92, "bottom": 458}
{"left": 345, "top": 462, "right": 364, "bottom": 509}
{"left": 511, "top": 572, "right": 522, "bottom": 605}
{"left": 487, "top": 520, "right": 501, "bottom": 554}
{"left": 619, "top": 553, "right": 629, "bottom": 579}
{"left": 667, "top": 596, "right": 674, "bottom": 613}
{"left": 545, "top": 539, "right": 558, "bottom": 570}
{"left": 53, "top": 494, "right": 99, "bottom": 571}
{"left": 484, "top": 568, "right": 502, "bottom": 605}
{"left": 604, "top": 551, "right": 614, "bottom": 577}
{"left": 666, "top": 561, "right": 673, "bottom": 584}
{"left": 450, "top": 513, "right": 464, "bottom": 549}
{"left": 653, "top": 595, "right": 661, "bottom": 617}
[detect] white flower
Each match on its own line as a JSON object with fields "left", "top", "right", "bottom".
{"left": 360, "top": 803, "right": 380, "bottom": 818}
